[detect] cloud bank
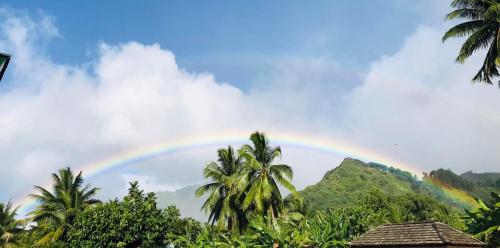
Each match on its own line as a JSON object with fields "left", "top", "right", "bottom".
{"left": 342, "top": 26, "right": 500, "bottom": 173}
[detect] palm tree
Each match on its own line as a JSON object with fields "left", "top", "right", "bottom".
{"left": 443, "top": 0, "right": 500, "bottom": 85}
{"left": 29, "top": 167, "right": 100, "bottom": 245}
{"left": 0, "top": 201, "right": 22, "bottom": 248}
{"left": 196, "top": 146, "right": 248, "bottom": 232}
{"left": 239, "top": 132, "right": 297, "bottom": 223}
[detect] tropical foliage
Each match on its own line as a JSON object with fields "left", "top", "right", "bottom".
{"left": 195, "top": 146, "right": 247, "bottom": 232}
{"left": 240, "top": 132, "right": 297, "bottom": 221}
{"left": 66, "top": 181, "right": 200, "bottom": 247}
{"left": 0, "top": 201, "right": 22, "bottom": 248}
{"left": 465, "top": 192, "right": 500, "bottom": 247}
{"left": 460, "top": 171, "right": 500, "bottom": 189}
{"left": 425, "top": 169, "right": 500, "bottom": 204}
{"left": 300, "top": 158, "right": 471, "bottom": 213}
{"left": 443, "top": 0, "right": 500, "bottom": 85}
{"left": 1, "top": 132, "right": 498, "bottom": 247}
{"left": 196, "top": 132, "right": 297, "bottom": 232}
{"left": 29, "top": 167, "right": 101, "bottom": 246}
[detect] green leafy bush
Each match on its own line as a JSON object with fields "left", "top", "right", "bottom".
{"left": 66, "top": 181, "right": 201, "bottom": 248}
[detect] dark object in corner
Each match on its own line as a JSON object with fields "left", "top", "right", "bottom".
{"left": 0, "top": 53, "right": 11, "bottom": 81}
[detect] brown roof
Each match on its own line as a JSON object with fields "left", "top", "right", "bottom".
{"left": 350, "top": 222, "right": 486, "bottom": 247}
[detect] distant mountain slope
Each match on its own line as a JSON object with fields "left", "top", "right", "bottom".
{"left": 460, "top": 171, "right": 500, "bottom": 187}
{"left": 300, "top": 158, "right": 417, "bottom": 210}
{"left": 299, "top": 158, "right": 482, "bottom": 211}
{"left": 156, "top": 159, "right": 499, "bottom": 221}
{"left": 156, "top": 185, "right": 206, "bottom": 221}
{"left": 426, "top": 169, "right": 500, "bottom": 202}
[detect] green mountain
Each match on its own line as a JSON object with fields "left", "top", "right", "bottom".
{"left": 299, "top": 158, "right": 419, "bottom": 211}
{"left": 156, "top": 185, "right": 206, "bottom": 221}
{"left": 156, "top": 158, "right": 499, "bottom": 221}
{"left": 460, "top": 171, "right": 500, "bottom": 188}
{"left": 426, "top": 169, "right": 500, "bottom": 203}
{"left": 298, "top": 157, "right": 497, "bottom": 212}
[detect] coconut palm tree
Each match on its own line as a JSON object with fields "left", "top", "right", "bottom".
{"left": 443, "top": 0, "right": 500, "bottom": 85}
{"left": 29, "top": 167, "right": 100, "bottom": 245}
{"left": 239, "top": 132, "right": 297, "bottom": 223}
{"left": 196, "top": 146, "right": 248, "bottom": 231}
{"left": 0, "top": 201, "right": 22, "bottom": 248}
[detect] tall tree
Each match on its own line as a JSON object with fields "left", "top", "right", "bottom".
{"left": 240, "top": 132, "right": 297, "bottom": 222}
{"left": 0, "top": 201, "right": 22, "bottom": 248}
{"left": 29, "top": 167, "right": 100, "bottom": 245}
{"left": 443, "top": 0, "right": 500, "bottom": 85}
{"left": 196, "top": 146, "right": 248, "bottom": 231}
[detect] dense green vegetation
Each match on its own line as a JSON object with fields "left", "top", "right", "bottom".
{"left": 196, "top": 132, "right": 295, "bottom": 231}
{"left": 2, "top": 1, "right": 500, "bottom": 246}
{"left": 427, "top": 169, "right": 475, "bottom": 191}
{"left": 464, "top": 192, "right": 500, "bottom": 247}
{"left": 195, "top": 132, "right": 297, "bottom": 233}
{"left": 300, "top": 158, "right": 416, "bottom": 211}
{"left": 28, "top": 167, "right": 101, "bottom": 246}
{"left": 425, "top": 168, "right": 500, "bottom": 203}
{"left": 1, "top": 132, "right": 498, "bottom": 247}
{"left": 461, "top": 171, "right": 500, "bottom": 188}
{"left": 0, "top": 201, "right": 23, "bottom": 247}
{"left": 66, "top": 182, "right": 200, "bottom": 247}
{"left": 299, "top": 158, "right": 476, "bottom": 213}
{"left": 443, "top": 0, "right": 500, "bottom": 85}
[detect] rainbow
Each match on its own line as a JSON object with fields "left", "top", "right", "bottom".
{"left": 424, "top": 178, "right": 479, "bottom": 209}
{"left": 13, "top": 130, "right": 424, "bottom": 216}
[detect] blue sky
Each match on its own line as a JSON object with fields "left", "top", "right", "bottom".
{"left": 1, "top": 1, "right": 500, "bottom": 216}
{"left": 3, "top": 1, "right": 426, "bottom": 88}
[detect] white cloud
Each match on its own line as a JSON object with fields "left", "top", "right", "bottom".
{"left": 340, "top": 26, "right": 500, "bottom": 174}
{"left": 250, "top": 57, "right": 362, "bottom": 119}
{"left": 120, "top": 173, "right": 182, "bottom": 195}
{"left": 0, "top": 9, "right": 333, "bottom": 203}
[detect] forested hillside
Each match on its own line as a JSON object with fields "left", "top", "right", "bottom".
{"left": 425, "top": 169, "right": 500, "bottom": 203}
{"left": 300, "top": 158, "right": 416, "bottom": 210}
{"left": 460, "top": 171, "right": 500, "bottom": 188}
{"left": 299, "top": 158, "right": 484, "bottom": 213}
{"left": 157, "top": 158, "right": 495, "bottom": 219}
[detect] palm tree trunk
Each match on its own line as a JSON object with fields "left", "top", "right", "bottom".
{"left": 227, "top": 217, "right": 233, "bottom": 232}
{"left": 269, "top": 205, "right": 276, "bottom": 225}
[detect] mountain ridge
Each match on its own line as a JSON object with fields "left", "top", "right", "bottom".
{"left": 300, "top": 158, "right": 422, "bottom": 211}
{"left": 155, "top": 157, "right": 499, "bottom": 220}
{"left": 155, "top": 184, "right": 205, "bottom": 221}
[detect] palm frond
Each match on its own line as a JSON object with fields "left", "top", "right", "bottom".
{"left": 72, "top": 171, "right": 84, "bottom": 192}
{"left": 272, "top": 171, "right": 297, "bottom": 194}
{"left": 443, "top": 20, "right": 486, "bottom": 41}
{"left": 204, "top": 162, "right": 227, "bottom": 181}
{"left": 244, "top": 182, "right": 262, "bottom": 211}
{"left": 270, "top": 164, "right": 293, "bottom": 180}
{"left": 451, "top": 0, "right": 489, "bottom": 10}
{"left": 472, "top": 35, "right": 500, "bottom": 84}
{"left": 446, "top": 8, "right": 485, "bottom": 20}
{"left": 29, "top": 167, "right": 100, "bottom": 245}
{"left": 484, "top": 3, "right": 500, "bottom": 21}
{"left": 81, "top": 186, "right": 101, "bottom": 201}
{"left": 195, "top": 182, "right": 220, "bottom": 197}
{"left": 457, "top": 25, "right": 495, "bottom": 63}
